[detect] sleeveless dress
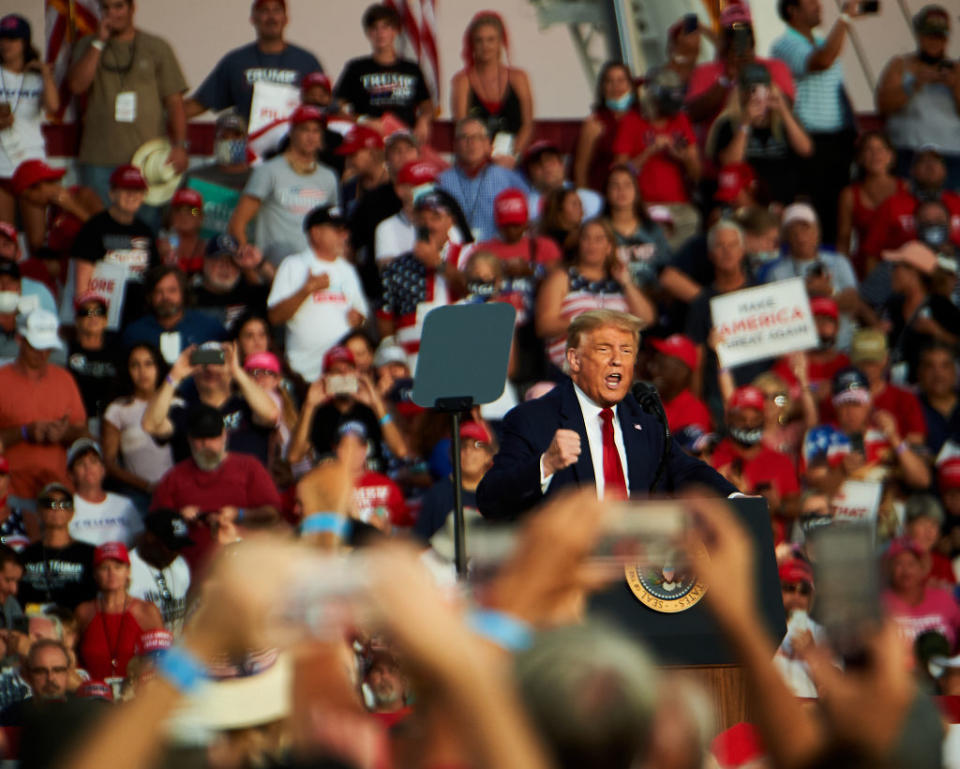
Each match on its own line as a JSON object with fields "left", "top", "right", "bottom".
{"left": 850, "top": 178, "right": 906, "bottom": 276}
{"left": 79, "top": 604, "right": 144, "bottom": 680}
{"left": 546, "top": 269, "right": 630, "bottom": 366}
{"left": 467, "top": 79, "right": 523, "bottom": 140}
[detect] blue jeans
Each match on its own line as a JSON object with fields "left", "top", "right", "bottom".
{"left": 78, "top": 163, "right": 163, "bottom": 231}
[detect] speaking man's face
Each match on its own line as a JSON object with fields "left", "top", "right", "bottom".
{"left": 566, "top": 325, "right": 637, "bottom": 408}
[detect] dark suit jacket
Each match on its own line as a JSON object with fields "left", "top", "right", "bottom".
{"left": 476, "top": 379, "right": 738, "bottom": 520}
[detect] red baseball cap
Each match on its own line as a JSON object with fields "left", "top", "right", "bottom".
{"left": 301, "top": 71, "right": 331, "bottom": 92}
{"left": 715, "top": 163, "right": 756, "bottom": 203}
{"left": 74, "top": 290, "right": 109, "bottom": 310}
{"left": 396, "top": 160, "right": 437, "bottom": 186}
{"left": 109, "top": 164, "right": 147, "bottom": 191}
{"left": 135, "top": 629, "right": 174, "bottom": 656}
{"left": 12, "top": 159, "right": 66, "bottom": 195}
{"left": 0, "top": 222, "right": 16, "bottom": 242}
{"left": 521, "top": 139, "right": 561, "bottom": 169}
{"left": 171, "top": 188, "right": 203, "bottom": 209}
{"left": 94, "top": 541, "right": 130, "bottom": 567}
{"left": 939, "top": 457, "right": 960, "bottom": 490}
{"left": 494, "top": 188, "right": 529, "bottom": 227}
{"left": 0, "top": 457, "right": 9, "bottom": 474}
{"left": 336, "top": 125, "right": 385, "bottom": 155}
{"left": 650, "top": 334, "right": 697, "bottom": 371}
{"left": 729, "top": 386, "right": 765, "bottom": 413}
{"left": 289, "top": 104, "right": 326, "bottom": 127}
{"left": 76, "top": 680, "right": 114, "bottom": 701}
{"left": 778, "top": 558, "right": 813, "bottom": 588}
{"left": 322, "top": 345, "right": 356, "bottom": 373}
{"left": 885, "top": 536, "right": 924, "bottom": 561}
{"left": 244, "top": 351, "right": 282, "bottom": 374}
{"left": 809, "top": 296, "right": 838, "bottom": 320}
{"left": 460, "top": 421, "right": 492, "bottom": 445}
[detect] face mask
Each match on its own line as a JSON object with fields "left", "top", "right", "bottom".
{"left": 467, "top": 281, "right": 498, "bottom": 298}
{"left": 605, "top": 92, "right": 634, "bottom": 111}
{"left": 918, "top": 222, "right": 949, "bottom": 248}
{"left": 751, "top": 250, "right": 780, "bottom": 265}
{"left": 0, "top": 291, "right": 19, "bottom": 314}
{"left": 730, "top": 426, "right": 763, "bottom": 447}
{"left": 917, "top": 49, "right": 945, "bottom": 66}
{"left": 817, "top": 335, "right": 837, "bottom": 351}
{"left": 215, "top": 138, "right": 247, "bottom": 166}
{"left": 654, "top": 90, "right": 685, "bottom": 117}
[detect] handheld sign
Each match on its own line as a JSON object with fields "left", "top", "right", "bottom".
{"left": 710, "top": 278, "right": 817, "bottom": 369}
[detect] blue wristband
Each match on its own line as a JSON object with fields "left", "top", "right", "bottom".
{"left": 156, "top": 646, "right": 206, "bottom": 695}
{"left": 300, "top": 512, "right": 351, "bottom": 539}
{"left": 20, "top": 425, "right": 28, "bottom": 443}
{"left": 379, "top": 413, "right": 393, "bottom": 427}
{"left": 467, "top": 609, "right": 534, "bottom": 652}
{"left": 236, "top": 507, "right": 245, "bottom": 523}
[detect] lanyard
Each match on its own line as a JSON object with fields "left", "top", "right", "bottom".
{"left": 98, "top": 596, "right": 130, "bottom": 674}
{"left": 0, "top": 68, "right": 27, "bottom": 115}
{"left": 454, "top": 165, "right": 490, "bottom": 226}
{"left": 102, "top": 33, "right": 138, "bottom": 90}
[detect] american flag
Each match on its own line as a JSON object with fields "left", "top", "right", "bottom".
{"left": 45, "top": 0, "right": 100, "bottom": 121}
{"left": 384, "top": 0, "right": 440, "bottom": 106}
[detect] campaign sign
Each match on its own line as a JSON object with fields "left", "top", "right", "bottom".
{"left": 248, "top": 81, "right": 300, "bottom": 160}
{"left": 710, "top": 278, "right": 817, "bottom": 369}
{"left": 88, "top": 261, "right": 129, "bottom": 331}
{"left": 832, "top": 480, "right": 883, "bottom": 523}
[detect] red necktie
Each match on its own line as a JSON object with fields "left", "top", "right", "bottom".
{"left": 599, "top": 408, "right": 628, "bottom": 500}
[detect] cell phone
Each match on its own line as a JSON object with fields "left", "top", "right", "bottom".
{"left": 849, "top": 432, "right": 865, "bottom": 455}
{"left": 190, "top": 347, "right": 225, "bottom": 366}
{"left": 730, "top": 24, "right": 753, "bottom": 56}
{"left": 808, "top": 262, "right": 827, "bottom": 278}
{"left": 326, "top": 374, "right": 359, "bottom": 397}
{"left": 682, "top": 13, "right": 699, "bottom": 34}
{"left": 859, "top": 0, "right": 880, "bottom": 14}
{"left": 415, "top": 226, "right": 431, "bottom": 243}
{"left": 11, "top": 616, "right": 29, "bottom": 635}
{"left": 808, "top": 523, "right": 883, "bottom": 664}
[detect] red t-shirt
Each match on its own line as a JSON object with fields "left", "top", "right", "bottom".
{"left": 818, "top": 383, "right": 927, "bottom": 441}
{"left": 930, "top": 552, "right": 956, "bottom": 586}
{"left": 860, "top": 188, "right": 960, "bottom": 258}
{"left": 664, "top": 388, "right": 712, "bottom": 433}
{"left": 710, "top": 439, "right": 801, "bottom": 497}
{"left": 772, "top": 352, "right": 850, "bottom": 401}
{"left": 457, "top": 236, "right": 562, "bottom": 271}
{"left": 353, "top": 470, "right": 410, "bottom": 527}
{"left": 611, "top": 112, "right": 696, "bottom": 204}
{"left": 151, "top": 453, "right": 282, "bottom": 572}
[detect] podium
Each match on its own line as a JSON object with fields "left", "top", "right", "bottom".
{"left": 587, "top": 497, "right": 786, "bottom": 730}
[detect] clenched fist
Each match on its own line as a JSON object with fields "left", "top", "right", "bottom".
{"left": 541, "top": 429, "right": 581, "bottom": 477}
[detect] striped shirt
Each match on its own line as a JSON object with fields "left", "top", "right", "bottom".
{"left": 545, "top": 270, "right": 630, "bottom": 366}
{"left": 770, "top": 27, "right": 849, "bottom": 133}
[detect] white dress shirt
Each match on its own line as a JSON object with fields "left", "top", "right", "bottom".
{"left": 541, "top": 383, "right": 630, "bottom": 499}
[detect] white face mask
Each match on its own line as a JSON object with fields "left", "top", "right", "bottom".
{"left": 0, "top": 291, "right": 20, "bottom": 314}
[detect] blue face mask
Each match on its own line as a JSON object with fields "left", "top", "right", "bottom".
{"left": 215, "top": 138, "right": 247, "bottom": 166}
{"left": 605, "top": 92, "right": 634, "bottom": 111}
{"left": 918, "top": 222, "right": 949, "bottom": 248}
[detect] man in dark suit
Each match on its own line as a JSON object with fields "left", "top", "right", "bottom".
{"left": 477, "top": 310, "right": 737, "bottom": 520}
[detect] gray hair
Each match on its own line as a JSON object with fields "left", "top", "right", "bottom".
{"left": 514, "top": 623, "right": 659, "bottom": 769}
{"left": 707, "top": 219, "right": 745, "bottom": 251}
{"left": 454, "top": 116, "right": 489, "bottom": 139}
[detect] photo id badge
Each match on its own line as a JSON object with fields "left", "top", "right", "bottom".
{"left": 115, "top": 91, "right": 137, "bottom": 123}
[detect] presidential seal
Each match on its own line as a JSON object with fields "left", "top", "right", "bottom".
{"left": 625, "top": 550, "right": 707, "bottom": 613}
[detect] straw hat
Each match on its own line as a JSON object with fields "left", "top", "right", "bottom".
{"left": 131, "top": 138, "right": 183, "bottom": 205}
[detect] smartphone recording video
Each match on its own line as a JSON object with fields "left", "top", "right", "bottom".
{"left": 326, "top": 374, "right": 359, "bottom": 397}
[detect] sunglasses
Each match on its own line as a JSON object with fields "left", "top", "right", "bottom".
{"left": 175, "top": 206, "right": 203, "bottom": 217}
{"left": 40, "top": 499, "right": 73, "bottom": 511}
{"left": 154, "top": 572, "right": 173, "bottom": 603}
{"left": 249, "top": 368, "right": 278, "bottom": 377}
{"left": 78, "top": 307, "right": 106, "bottom": 318}
{"left": 781, "top": 582, "right": 812, "bottom": 596}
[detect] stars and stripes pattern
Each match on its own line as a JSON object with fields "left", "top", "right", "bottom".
{"left": 384, "top": 0, "right": 440, "bottom": 104}
{"left": 45, "top": 0, "right": 100, "bottom": 121}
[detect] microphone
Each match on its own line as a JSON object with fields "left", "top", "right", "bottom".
{"left": 631, "top": 380, "right": 672, "bottom": 493}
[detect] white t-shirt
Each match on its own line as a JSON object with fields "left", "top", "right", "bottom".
{"left": 375, "top": 211, "right": 415, "bottom": 266}
{"left": 128, "top": 548, "right": 191, "bottom": 635}
{"left": 103, "top": 398, "right": 175, "bottom": 485}
{"left": 267, "top": 248, "right": 369, "bottom": 381}
{"left": 0, "top": 67, "right": 46, "bottom": 178}
{"left": 69, "top": 492, "right": 144, "bottom": 546}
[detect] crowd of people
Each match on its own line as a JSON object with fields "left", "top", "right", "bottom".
{"left": 0, "top": 0, "right": 960, "bottom": 765}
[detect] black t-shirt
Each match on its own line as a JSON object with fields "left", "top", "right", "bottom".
{"left": 348, "top": 182, "right": 402, "bottom": 301}
{"left": 168, "top": 390, "right": 273, "bottom": 465}
{"left": 71, "top": 211, "right": 159, "bottom": 327}
{"left": 713, "top": 117, "right": 797, "bottom": 204}
{"left": 333, "top": 56, "right": 431, "bottom": 128}
{"left": 309, "top": 401, "right": 385, "bottom": 472}
{"left": 19, "top": 541, "right": 97, "bottom": 610}
{"left": 887, "top": 294, "right": 960, "bottom": 383}
{"left": 414, "top": 477, "right": 478, "bottom": 543}
{"left": 190, "top": 277, "right": 269, "bottom": 332}
{"left": 66, "top": 336, "right": 121, "bottom": 420}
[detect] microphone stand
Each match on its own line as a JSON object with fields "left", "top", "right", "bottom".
{"left": 632, "top": 381, "right": 671, "bottom": 493}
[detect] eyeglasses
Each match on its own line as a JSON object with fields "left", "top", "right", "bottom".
{"left": 29, "top": 666, "right": 68, "bottom": 676}
{"left": 175, "top": 206, "right": 203, "bottom": 217}
{"left": 40, "top": 499, "right": 73, "bottom": 511}
{"left": 781, "top": 582, "right": 812, "bottom": 596}
{"left": 78, "top": 307, "right": 106, "bottom": 318}
{"left": 250, "top": 368, "right": 278, "bottom": 378}
{"left": 464, "top": 440, "right": 490, "bottom": 450}
{"left": 457, "top": 133, "right": 487, "bottom": 143}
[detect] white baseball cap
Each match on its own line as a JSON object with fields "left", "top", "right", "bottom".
{"left": 781, "top": 203, "right": 818, "bottom": 229}
{"left": 17, "top": 308, "right": 63, "bottom": 351}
